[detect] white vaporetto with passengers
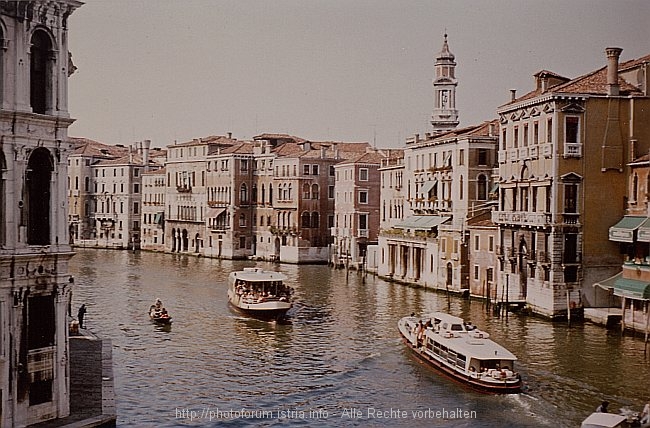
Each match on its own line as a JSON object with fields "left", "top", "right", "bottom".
{"left": 227, "top": 267, "right": 293, "bottom": 320}
{"left": 398, "top": 312, "right": 521, "bottom": 393}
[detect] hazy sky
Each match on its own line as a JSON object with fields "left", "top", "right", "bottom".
{"left": 67, "top": 0, "right": 650, "bottom": 148}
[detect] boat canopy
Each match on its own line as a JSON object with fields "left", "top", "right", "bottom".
{"left": 231, "top": 268, "right": 288, "bottom": 282}
{"left": 581, "top": 412, "right": 627, "bottom": 428}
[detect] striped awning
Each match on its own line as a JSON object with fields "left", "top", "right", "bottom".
{"left": 608, "top": 216, "right": 647, "bottom": 243}
{"left": 394, "top": 215, "right": 450, "bottom": 231}
{"left": 419, "top": 180, "right": 437, "bottom": 196}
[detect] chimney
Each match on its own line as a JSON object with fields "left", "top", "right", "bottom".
{"left": 488, "top": 122, "right": 496, "bottom": 137}
{"left": 143, "top": 139, "right": 151, "bottom": 172}
{"left": 510, "top": 89, "right": 517, "bottom": 102}
{"left": 227, "top": 132, "right": 232, "bottom": 139}
{"left": 606, "top": 47, "right": 623, "bottom": 96}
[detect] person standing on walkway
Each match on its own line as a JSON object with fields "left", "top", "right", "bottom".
{"left": 78, "top": 304, "right": 87, "bottom": 329}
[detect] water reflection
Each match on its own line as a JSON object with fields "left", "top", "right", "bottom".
{"left": 69, "top": 249, "right": 650, "bottom": 427}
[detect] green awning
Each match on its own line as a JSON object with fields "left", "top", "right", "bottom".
{"left": 394, "top": 215, "right": 450, "bottom": 231}
{"left": 608, "top": 216, "right": 646, "bottom": 243}
{"left": 594, "top": 272, "right": 650, "bottom": 300}
{"left": 637, "top": 218, "right": 650, "bottom": 242}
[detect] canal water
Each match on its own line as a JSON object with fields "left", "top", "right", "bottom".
{"left": 69, "top": 249, "right": 650, "bottom": 427}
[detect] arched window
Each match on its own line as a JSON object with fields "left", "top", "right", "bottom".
{"left": 477, "top": 174, "right": 487, "bottom": 200}
{"left": 240, "top": 183, "right": 248, "bottom": 203}
{"left": 27, "top": 148, "right": 52, "bottom": 245}
{"left": 261, "top": 184, "right": 265, "bottom": 204}
{"left": 30, "top": 30, "right": 53, "bottom": 114}
{"left": 252, "top": 185, "right": 257, "bottom": 203}
{"left": 459, "top": 175, "right": 463, "bottom": 200}
{"left": 301, "top": 212, "right": 310, "bottom": 228}
{"left": 269, "top": 183, "right": 273, "bottom": 204}
{"left": 311, "top": 184, "right": 319, "bottom": 199}
{"left": 311, "top": 212, "right": 320, "bottom": 228}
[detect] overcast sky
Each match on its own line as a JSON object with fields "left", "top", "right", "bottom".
{"left": 67, "top": 0, "right": 650, "bottom": 148}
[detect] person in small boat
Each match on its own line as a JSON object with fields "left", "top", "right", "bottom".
{"left": 640, "top": 400, "right": 649, "bottom": 425}
{"left": 596, "top": 400, "right": 609, "bottom": 413}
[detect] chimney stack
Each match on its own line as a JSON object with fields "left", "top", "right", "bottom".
{"left": 510, "top": 89, "right": 517, "bottom": 102}
{"left": 227, "top": 132, "right": 232, "bottom": 139}
{"left": 143, "top": 139, "right": 151, "bottom": 172}
{"left": 606, "top": 47, "right": 623, "bottom": 96}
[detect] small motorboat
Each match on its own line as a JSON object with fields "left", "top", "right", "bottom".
{"left": 149, "top": 299, "right": 172, "bottom": 324}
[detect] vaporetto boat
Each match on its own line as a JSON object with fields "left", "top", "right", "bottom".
{"left": 227, "top": 267, "right": 293, "bottom": 320}
{"left": 398, "top": 312, "right": 521, "bottom": 393}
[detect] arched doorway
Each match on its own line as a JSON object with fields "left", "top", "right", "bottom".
{"left": 182, "top": 229, "right": 189, "bottom": 251}
{"left": 195, "top": 233, "right": 200, "bottom": 253}
{"left": 518, "top": 237, "right": 528, "bottom": 298}
{"left": 446, "top": 262, "right": 453, "bottom": 288}
{"left": 171, "top": 228, "right": 177, "bottom": 252}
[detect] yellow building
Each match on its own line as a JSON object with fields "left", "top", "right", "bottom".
{"left": 493, "top": 47, "right": 650, "bottom": 319}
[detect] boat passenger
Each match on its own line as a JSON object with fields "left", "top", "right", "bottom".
{"left": 596, "top": 400, "right": 609, "bottom": 413}
{"left": 640, "top": 400, "right": 649, "bottom": 425}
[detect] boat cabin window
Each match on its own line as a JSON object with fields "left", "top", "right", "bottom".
{"left": 451, "top": 324, "right": 464, "bottom": 331}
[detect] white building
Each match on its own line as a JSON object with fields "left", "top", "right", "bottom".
{"left": 0, "top": 1, "right": 82, "bottom": 425}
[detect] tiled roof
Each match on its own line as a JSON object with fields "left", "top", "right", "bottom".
{"left": 69, "top": 137, "right": 128, "bottom": 158}
{"left": 502, "top": 51, "right": 649, "bottom": 108}
{"left": 171, "top": 135, "right": 237, "bottom": 148}
{"left": 336, "top": 151, "right": 385, "bottom": 166}
{"left": 253, "top": 133, "right": 306, "bottom": 143}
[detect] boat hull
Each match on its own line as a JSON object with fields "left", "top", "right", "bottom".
{"left": 400, "top": 333, "right": 521, "bottom": 394}
{"left": 398, "top": 317, "right": 522, "bottom": 394}
{"left": 228, "top": 301, "right": 291, "bottom": 321}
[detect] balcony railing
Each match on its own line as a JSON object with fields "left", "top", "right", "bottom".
{"left": 564, "top": 143, "right": 582, "bottom": 158}
{"left": 492, "top": 211, "right": 552, "bottom": 227}
{"left": 358, "top": 229, "right": 369, "bottom": 238}
{"left": 176, "top": 185, "right": 192, "bottom": 193}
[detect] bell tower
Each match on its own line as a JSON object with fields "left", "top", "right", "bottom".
{"left": 431, "top": 34, "right": 459, "bottom": 134}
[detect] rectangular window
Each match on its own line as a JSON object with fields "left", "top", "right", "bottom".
{"left": 474, "top": 265, "right": 479, "bottom": 280}
{"left": 329, "top": 165, "right": 335, "bottom": 176}
{"left": 501, "top": 128, "right": 507, "bottom": 150}
{"left": 478, "top": 149, "right": 488, "bottom": 166}
{"left": 474, "top": 235, "right": 480, "bottom": 251}
{"left": 513, "top": 126, "right": 519, "bottom": 148}
{"left": 134, "top": 168, "right": 140, "bottom": 177}
{"left": 564, "top": 184, "right": 577, "bottom": 213}
{"left": 458, "top": 149, "right": 464, "bottom": 166}
{"left": 534, "top": 121, "right": 539, "bottom": 145}
{"left": 547, "top": 118, "right": 553, "bottom": 143}
{"left": 565, "top": 117, "right": 579, "bottom": 144}
{"left": 359, "top": 168, "right": 369, "bottom": 181}
{"left": 134, "top": 183, "right": 140, "bottom": 193}
{"left": 312, "top": 165, "right": 319, "bottom": 175}
{"left": 328, "top": 185, "right": 335, "bottom": 199}
{"left": 359, "top": 214, "right": 368, "bottom": 230}
{"left": 303, "top": 165, "right": 310, "bottom": 175}
{"left": 523, "top": 123, "right": 529, "bottom": 147}
{"left": 441, "top": 238, "right": 446, "bottom": 253}
{"left": 134, "top": 202, "right": 139, "bottom": 215}
{"left": 359, "top": 190, "right": 368, "bottom": 204}
{"left": 488, "top": 235, "right": 494, "bottom": 252}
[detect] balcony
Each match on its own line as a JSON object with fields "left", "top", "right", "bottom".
{"left": 176, "top": 185, "right": 192, "bottom": 193}
{"left": 492, "top": 211, "right": 552, "bottom": 227}
{"left": 358, "top": 229, "right": 369, "bottom": 238}
{"left": 563, "top": 143, "right": 582, "bottom": 158}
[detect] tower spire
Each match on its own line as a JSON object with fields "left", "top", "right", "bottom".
{"left": 431, "top": 33, "right": 459, "bottom": 134}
